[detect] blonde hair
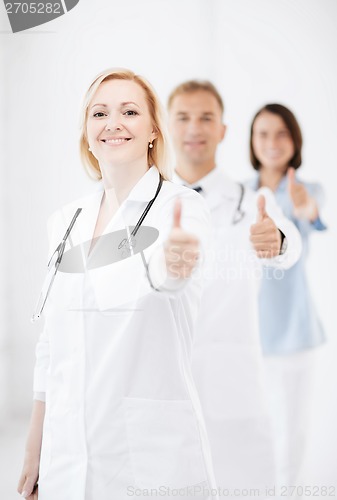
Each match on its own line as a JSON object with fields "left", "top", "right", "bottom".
{"left": 168, "top": 80, "right": 225, "bottom": 115}
{"left": 79, "top": 68, "right": 172, "bottom": 180}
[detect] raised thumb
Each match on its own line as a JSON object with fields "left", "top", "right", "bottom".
{"left": 287, "top": 167, "right": 296, "bottom": 188}
{"left": 172, "top": 198, "right": 182, "bottom": 228}
{"left": 21, "top": 477, "right": 36, "bottom": 497}
{"left": 257, "top": 194, "right": 267, "bottom": 222}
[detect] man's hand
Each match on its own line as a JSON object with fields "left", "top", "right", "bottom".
{"left": 164, "top": 198, "right": 200, "bottom": 279}
{"left": 250, "top": 194, "right": 282, "bottom": 258}
{"left": 287, "top": 167, "right": 318, "bottom": 221}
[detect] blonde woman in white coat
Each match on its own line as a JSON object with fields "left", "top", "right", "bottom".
{"left": 18, "top": 69, "right": 216, "bottom": 500}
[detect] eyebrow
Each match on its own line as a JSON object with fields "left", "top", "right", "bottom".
{"left": 90, "top": 101, "right": 141, "bottom": 110}
{"left": 256, "top": 127, "right": 289, "bottom": 132}
{"left": 121, "top": 101, "right": 140, "bottom": 108}
{"left": 175, "top": 111, "right": 215, "bottom": 116}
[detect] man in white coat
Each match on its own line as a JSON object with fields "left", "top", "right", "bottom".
{"left": 168, "top": 81, "right": 302, "bottom": 499}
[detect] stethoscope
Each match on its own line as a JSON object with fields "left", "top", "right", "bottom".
{"left": 232, "top": 183, "right": 245, "bottom": 225}
{"left": 192, "top": 182, "right": 245, "bottom": 225}
{"left": 31, "top": 174, "right": 163, "bottom": 322}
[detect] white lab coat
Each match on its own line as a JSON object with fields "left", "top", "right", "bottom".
{"left": 174, "top": 168, "right": 302, "bottom": 497}
{"left": 33, "top": 167, "right": 218, "bottom": 500}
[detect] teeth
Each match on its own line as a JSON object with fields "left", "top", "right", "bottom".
{"left": 104, "top": 138, "right": 128, "bottom": 144}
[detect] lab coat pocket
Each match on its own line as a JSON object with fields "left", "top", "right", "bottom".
{"left": 124, "top": 397, "right": 207, "bottom": 489}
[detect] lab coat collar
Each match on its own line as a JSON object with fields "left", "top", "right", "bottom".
{"left": 69, "top": 166, "right": 161, "bottom": 257}
{"left": 94, "top": 166, "right": 160, "bottom": 203}
{"left": 126, "top": 165, "right": 161, "bottom": 202}
{"left": 277, "top": 174, "right": 288, "bottom": 192}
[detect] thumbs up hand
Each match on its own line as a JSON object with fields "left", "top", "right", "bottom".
{"left": 287, "top": 167, "right": 318, "bottom": 221}
{"left": 250, "top": 194, "right": 282, "bottom": 258}
{"left": 164, "top": 198, "right": 200, "bottom": 279}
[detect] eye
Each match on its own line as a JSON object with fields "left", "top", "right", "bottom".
{"left": 93, "top": 112, "right": 107, "bottom": 118}
{"left": 124, "top": 110, "right": 138, "bottom": 116}
{"left": 177, "top": 115, "right": 188, "bottom": 121}
{"left": 201, "top": 116, "right": 212, "bottom": 122}
{"left": 279, "top": 130, "right": 290, "bottom": 138}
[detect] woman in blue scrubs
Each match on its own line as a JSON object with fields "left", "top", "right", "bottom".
{"left": 246, "top": 103, "right": 327, "bottom": 490}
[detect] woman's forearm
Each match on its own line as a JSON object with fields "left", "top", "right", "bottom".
{"left": 18, "top": 400, "right": 45, "bottom": 498}
{"left": 25, "top": 400, "right": 45, "bottom": 456}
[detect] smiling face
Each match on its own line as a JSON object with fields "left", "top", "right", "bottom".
{"left": 168, "top": 90, "right": 226, "bottom": 172}
{"left": 251, "top": 111, "right": 295, "bottom": 173}
{"left": 86, "top": 79, "right": 157, "bottom": 170}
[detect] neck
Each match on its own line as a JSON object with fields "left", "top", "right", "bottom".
{"left": 175, "top": 158, "right": 216, "bottom": 184}
{"left": 259, "top": 166, "right": 286, "bottom": 191}
{"left": 100, "top": 158, "right": 149, "bottom": 207}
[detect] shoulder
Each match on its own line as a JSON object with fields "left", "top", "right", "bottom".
{"left": 298, "top": 179, "right": 324, "bottom": 193}
{"left": 48, "top": 190, "right": 100, "bottom": 220}
{"left": 243, "top": 174, "right": 259, "bottom": 192}
{"left": 46, "top": 190, "right": 101, "bottom": 239}
{"left": 161, "top": 179, "right": 199, "bottom": 197}
{"left": 240, "top": 182, "right": 260, "bottom": 210}
{"left": 160, "top": 179, "right": 210, "bottom": 212}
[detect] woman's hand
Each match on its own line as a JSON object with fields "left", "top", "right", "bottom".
{"left": 288, "top": 167, "right": 319, "bottom": 221}
{"left": 164, "top": 198, "right": 200, "bottom": 279}
{"left": 17, "top": 453, "right": 39, "bottom": 498}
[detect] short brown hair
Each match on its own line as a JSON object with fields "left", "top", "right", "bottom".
{"left": 250, "top": 103, "right": 303, "bottom": 170}
{"left": 80, "top": 68, "right": 172, "bottom": 180}
{"left": 168, "top": 80, "right": 224, "bottom": 115}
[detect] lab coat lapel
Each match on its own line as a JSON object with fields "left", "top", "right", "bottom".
{"left": 80, "top": 167, "right": 160, "bottom": 263}
{"left": 203, "top": 171, "right": 244, "bottom": 213}
{"left": 80, "top": 168, "right": 161, "bottom": 310}
{"left": 76, "top": 190, "right": 104, "bottom": 245}
{"left": 60, "top": 190, "right": 105, "bottom": 266}
{"left": 205, "top": 192, "right": 226, "bottom": 211}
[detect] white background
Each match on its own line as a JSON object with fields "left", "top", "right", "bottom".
{"left": 1, "top": 0, "right": 336, "bottom": 497}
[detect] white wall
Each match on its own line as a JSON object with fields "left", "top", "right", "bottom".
{"left": 1, "top": 0, "right": 336, "bottom": 489}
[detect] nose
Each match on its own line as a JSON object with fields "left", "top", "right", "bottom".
{"left": 186, "top": 119, "right": 201, "bottom": 135}
{"left": 105, "top": 114, "right": 124, "bottom": 132}
{"left": 266, "top": 135, "right": 278, "bottom": 147}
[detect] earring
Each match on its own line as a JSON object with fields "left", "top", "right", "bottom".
{"left": 148, "top": 142, "right": 154, "bottom": 149}
{"left": 88, "top": 147, "right": 92, "bottom": 152}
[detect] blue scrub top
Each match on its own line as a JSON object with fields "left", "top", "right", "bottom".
{"left": 246, "top": 173, "right": 327, "bottom": 355}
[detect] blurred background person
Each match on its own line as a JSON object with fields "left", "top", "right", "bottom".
{"left": 168, "top": 81, "right": 302, "bottom": 499}
{"left": 246, "top": 103, "right": 327, "bottom": 491}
